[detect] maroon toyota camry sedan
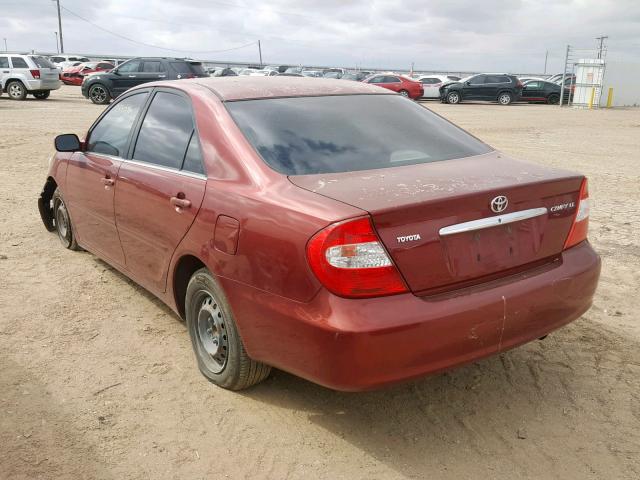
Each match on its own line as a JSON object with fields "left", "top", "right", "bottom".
{"left": 38, "top": 77, "right": 600, "bottom": 391}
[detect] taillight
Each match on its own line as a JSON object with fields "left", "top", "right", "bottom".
{"left": 306, "top": 217, "right": 408, "bottom": 298}
{"left": 30, "top": 69, "right": 41, "bottom": 79}
{"left": 564, "top": 178, "right": 590, "bottom": 249}
{"left": 516, "top": 80, "right": 523, "bottom": 88}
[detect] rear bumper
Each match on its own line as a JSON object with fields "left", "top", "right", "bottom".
{"left": 221, "top": 241, "right": 600, "bottom": 391}
{"left": 25, "top": 79, "right": 61, "bottom": 91}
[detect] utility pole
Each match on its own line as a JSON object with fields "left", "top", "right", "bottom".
{"left": 54, "top": 0, "right": 64, "bottom": 53}
{"left": 559, "top": 44, "right": 570, "bottom": 107}
{"left": 3, "top": 38, "right": 6, "bottom": 52}
{"left": 596, "top": 35, "right": 608, "bottom": 59}
{"left": 258, "top": 40, "right": 263, "bottom": 66}
{"left": 544, "top": 50, "right": 548, "bottom": 75}
{"left": 54, "top": 31, "right": 59, "bottom": 54}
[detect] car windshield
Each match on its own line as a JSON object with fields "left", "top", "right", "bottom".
{"left": 226, "top": 95, "right": 492, "bottom": 175}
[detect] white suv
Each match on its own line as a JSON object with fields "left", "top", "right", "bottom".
{"left": 0, "top": 54, "right": 62, "bottom": 100}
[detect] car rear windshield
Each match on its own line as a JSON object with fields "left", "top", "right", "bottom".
{"left": 31, "top": 56, "right": 55, "bottom": 68}
{"left": 226, "top": 95, "right": 492, "bottom": 175}
{"left": 170, "top": 61, "right": 206, "bottom": 75}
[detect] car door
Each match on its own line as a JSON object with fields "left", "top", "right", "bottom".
{"left": 522, "top": 81, "right": 544, "bottom": 101}
{"left": 383, "top": 76, "right": 402, "bottom": 93}
{"left": 111, "top": 59, "right": 143, "bottom": 97}
{"left": 64, "top": 91, "right": 149, "bottom": 265}
{"left": 0, "top": 56, "right": 9, "bottom": 88}
{"left": 462, "top": 75, "right": 485, "bottom": 99}
{"left": 137, "top": 60, "right": 168, "bottom": 83}
{"left": 114, "top": 89, "right": 206, "bottom": 293}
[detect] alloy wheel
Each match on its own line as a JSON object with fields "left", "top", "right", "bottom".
{"left": 499, "top": 93, "right": 511, "bottom": 105}
{"left": 90, "top": 85, "right": 107, "bottom": 104}
{"left": 9, "top": 83, "right": 24, "bottom": 99}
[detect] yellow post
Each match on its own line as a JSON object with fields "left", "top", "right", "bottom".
{"left": 606, "top": 87, "right": 614, "bottom": 108}
{"left": 588, "top": 87, "right": 595, "bottom": 109}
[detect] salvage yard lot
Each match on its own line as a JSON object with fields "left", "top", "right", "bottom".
{"left": 1, "top": 86, "right": 639, "bottom": 479}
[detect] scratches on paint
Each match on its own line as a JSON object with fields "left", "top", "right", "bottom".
{"left": 498, "top": 295, "right": 507, "bottom": 351}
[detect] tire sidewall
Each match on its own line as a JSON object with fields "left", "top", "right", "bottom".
{"left": 52, "top": 189, "right": 75, "bottom": 249}
{"left": 89, "top": 84, "right": 110, "bottom": 104}
{"left": 498, "top": 92, "right": 512, "bottom": 105}
{"left": 399, "top": 89, "right": 409, "bottom": 98}
{"left": 548, "top": 93, "right": 559, "bottom": 105}
{"left": 186, "top": 269, "right": 243, "bottom": 388}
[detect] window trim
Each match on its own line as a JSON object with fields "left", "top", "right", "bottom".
{"left": 126, "top": 87, "right": 207, "bottom": 176}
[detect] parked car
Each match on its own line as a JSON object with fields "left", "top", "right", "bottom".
{"left": 323, "top": 71, "right": 343, "bottom": 79}
{"left": 250, "top": 70, "right": 278, "bottom": 76}
{"left": 210, "top": 67, "right": 238, "bottom": 77}
{"left": 417, "top": 75, "right": 451, "bottom": 98}
{"left": 39, "top": 77, "right": 600, "bottom": 391}
{"left": 301, "top": 70, "right": 323, "bottom": 78}
{"left": 49, "top": 55, "right": 91, "bottom": 71}
{"left": 0, "top": 54, "right": 61, "bottom": 100}
{"left": 520, "top": 79, "right": 570, "bottom": 104}
{"left": 363, "top": 74, "right": 424, "bottom": 99}
{"left": 264, "top": 65, "right": 290, "bottom": 73}
{"left": 341, "top": 72, "right": 368, "bottom": 81}
{"left": 277, "top": 72, "right": 304, "bottom": 77}
{"left": 60, "top": 62, "right": 114, "bottom": 86}
{"left": 81, "top": 57, "right": 208, "bottom": 104}
{"left": 518, "top": 76, "right": 546, "bottom": 84}
{"left": 439, "top": 73, "right": 523, "bottom": 105}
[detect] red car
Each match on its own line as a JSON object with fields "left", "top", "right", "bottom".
{"left": 39, "top": 77, "right": 600, "bottom": 391}
{"left": 363, "top": 73, "right": 424, "bottom": 99}
{"left": 60, "top": 62, "right": 114, "bottom": 86}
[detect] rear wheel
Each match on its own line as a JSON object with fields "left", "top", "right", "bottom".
{"left": 186, "top": 268, "right": 271, "bottom": 390}
{"left": 497, "top": 92, "right": 513, "bottom": 105}
{"left": 52, "top": 188, "right": 80, "bottom": 250}
{"left": 446, "top": 91, "right": 461, "bottom": 104}
{"left": 33, "top": 91, "right": 50, "bottom": 100}
{"left": 547, "top": 93, "right": 559, "bottom": 105}
{"left": 7, "top": 81, "right": 27, "bottom": 100}
{"left": 398, "top": 89, "right": 409, "bottom": 98}
{"left": 88, "top": 84, "right": 110, "bottom": 104}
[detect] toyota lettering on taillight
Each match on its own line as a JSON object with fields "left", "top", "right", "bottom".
{"left": 306, "top": 217, "right": 408, "bottom": 298}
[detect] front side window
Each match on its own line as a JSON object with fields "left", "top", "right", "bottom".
{"left": 87, "top": 93, "right": 147, "bottom": 157}
{"left": 10, "top": 57, "right": 29, "bottom": 69}
{"left": 117, "top": 60, "right": 142, "bottom": 73}
{"left": 227, "top": 95, "right": 492, "bottom": 175}
{"left": 469, "top": 75, "right": 486, "bottom": 85}
{"left": 133, "top": 92, "right": 194, "bottom": 169}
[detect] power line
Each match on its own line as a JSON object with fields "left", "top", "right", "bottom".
{"left": 59, "top": 5, "right": 258, "bottom": 54}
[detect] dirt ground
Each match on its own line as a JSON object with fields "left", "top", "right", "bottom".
{"left": 1, "top": 85, "right": 639, "bottom": 480}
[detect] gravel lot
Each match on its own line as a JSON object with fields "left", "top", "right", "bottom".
{"left": 1, "top": 86, "right": 639, "bottom": 480}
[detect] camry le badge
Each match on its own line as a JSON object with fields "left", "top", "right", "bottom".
{"left": 490, "top": 195, "right": 508, "bottom": 213}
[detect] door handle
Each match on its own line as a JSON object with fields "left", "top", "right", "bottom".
{"left": 170, "top": 196, "right": 191, "bottom": 210}
{"left": 128, "top": 75, "right": 136, "bottom": 78}
{"left": 101, "top": 177, "right": 115, "bottom": 187}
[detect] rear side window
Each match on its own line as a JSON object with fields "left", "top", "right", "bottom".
{"left": 88, "top": 93, "right": 147, "bottom": 157}
{"left": 227, "top": 95, "right": 492, "bottom": 175}
{"left": 182, "top": 133, "right": 205, "bottom": 175}
{"left": 385, "top": 76, "right": 400, "bottom": 83}
{"left": 50, "top": 56, "right": 64, "bottom": 63}
{"left": 31, "top": 56, "right": 55, "bottom": 68}
{"left": 0, "top": 57, "right": 8, "bottom": 68}
{"left": 142, "top": 61, "right": 163, "bottom": 72}
{"left": 133, "top": 92, "right": 194, "bottom": 169}
{"left": 170, "top": 62, "right": 192, "bottom": 74}
{"left": 10, "top": 57, "right": 29, "bottom": 68}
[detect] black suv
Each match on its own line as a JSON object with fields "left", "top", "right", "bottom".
{"left": 439, "top": 74, "right": 523, "bottom": 105}
{"left": 81, "top": 57, "right": 208, "bottom": 104}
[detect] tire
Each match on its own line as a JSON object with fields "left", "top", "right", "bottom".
{"left": 547, "top": 93, "right": 559, "bottom": 105}
{"left": 186, "top": 268, "right": 271, "bottom": 390}
{"left": 33, "top": 91, "right": 50, "bottom": 100}
{"left": 446, "top": 91, "right": 461, "bottom": 104}
{"left": 398, "top": 89, "right": 409, "bottom": 98}
{"left": 497, "top": 91, "right": 513, "bottom": 105}
{"left": 52, "top": 188, "right": 80, "bottom": 250}
{"left": 88, "top": 84, "right": 111, "bottom": 105}
{"left": 7, "top": 81, "right": 27, "bottom": 100}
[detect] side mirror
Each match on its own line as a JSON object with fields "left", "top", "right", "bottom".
{"left": 465, "top": 81, "right": 471, "bottom": 85}
{"left": 54, "top": 134, "right": 81, "bottom": 152}
{"left": 112, "top": 69, "right": 120, "bottom": 76}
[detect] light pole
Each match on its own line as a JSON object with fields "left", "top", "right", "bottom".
{"left": 52, "top": 0, "right": 64, "bottom": 53}
{"left": 3, "top": 38, "right": 7, "bottom": 52}
{"left": 54, "top": 31, "right": 59, "bottom": 54}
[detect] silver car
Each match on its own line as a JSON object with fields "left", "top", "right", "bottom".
{"left": 0, "top": 54, "right": 61, "bottom": 100}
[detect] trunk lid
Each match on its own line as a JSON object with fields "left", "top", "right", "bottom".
{"left": 290, "top": 151, "right": 583, "bottom": 295}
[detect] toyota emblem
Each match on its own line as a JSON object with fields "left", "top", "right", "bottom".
{"left": 490, "top": 195, "right": 508, "bottom": 213}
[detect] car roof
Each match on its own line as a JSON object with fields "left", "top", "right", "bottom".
{"left": 190, "top": 76, "right": 393, "bottom": 101}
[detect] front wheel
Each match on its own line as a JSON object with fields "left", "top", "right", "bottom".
{"left": 88, "top": 84, "right": 111, "bottom": 104}
{"left": 446, "top": 91, "right": 461, "bottom": 104}
{"left": 33, "top": 91, "right": 50, "bottom": 100}
{"left": 52, "top": 188, "right": 80, "bottom": 250}
{"left": 186, "top": 268, "right": 271, "bottom": 390}
{"left": 498, "top": 92, "right": 513, "bottom": 105}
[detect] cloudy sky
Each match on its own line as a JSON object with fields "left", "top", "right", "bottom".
{"left": 1, "top": 0, "right": 639, "bottom": 73}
